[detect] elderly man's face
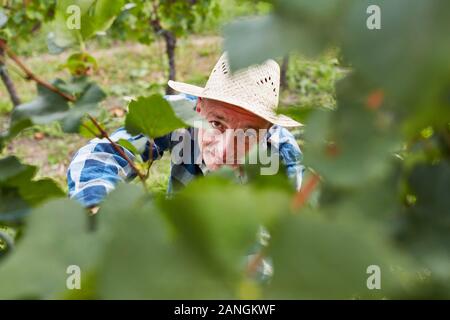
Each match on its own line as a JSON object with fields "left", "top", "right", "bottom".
{"left": 197, "top": 98, "right": 270, "bottom": 171}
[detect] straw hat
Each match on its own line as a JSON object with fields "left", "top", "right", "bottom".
{"left": 168, "top": 52, "right": 301, "bottom": 127}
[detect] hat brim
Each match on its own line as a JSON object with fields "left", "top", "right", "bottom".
{"left": 168, "top": 80, "right": 302, "bottom": 128}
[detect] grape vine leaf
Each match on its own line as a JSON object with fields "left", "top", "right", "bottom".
{"left": 159, "top": 175, "right": 289, "bottom": 282}
{"left": 94, "top": 183, "right": 233, "bottom": 299}
{"left": 51, "top": 0, "right": 125, "bottom": 49}
{"left": 125, "top": 94, "right": 187, "bottom": 138}
{"left": 8, "top": 78, "right": 105, "bottom": 136}
{"left": 223, "top": 0, "right": 350, "bottom": 71}
{"left": 0, "top": 156, "right": 64, "bottom": 224}
{"left": 61, "top": 81, "right": 106, "bottom": 133}
{"left": 0, "top": 199, "right": 98, "bottom": 299}
{"left": 266, "top": 212, "right": 415, "bottom": 299}
{"left": 11, "top": 81, "right": 70, "bottom": 128}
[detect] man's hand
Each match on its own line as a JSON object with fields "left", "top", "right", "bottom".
{"left": 88, "top": 206, "right": 100, "bottom": 215}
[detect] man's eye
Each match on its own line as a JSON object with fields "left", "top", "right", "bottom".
{"left": 210, "top": 121, "right": 223, "bottom": 130}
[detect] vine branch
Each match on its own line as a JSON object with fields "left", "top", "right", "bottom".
{"left": 0, "top": 39, "right": 75, "bottom": 102}
{"left": 86, "top": 114, "right": 147, "bottom": 183}
{"left": 291, "top": 172, "right": 320, "bottom": 211}
{"left": 0, "top": 41, "right": 147, "bottom": 186}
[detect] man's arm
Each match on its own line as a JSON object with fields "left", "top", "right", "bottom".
{"left": 67, "top": 93, "right": 198, "bottom": 208}
{"left": 266, "top": 125, "right": 304, "bottom": 190}
{"left": 67, "top": 127, "right": 169, "bottom": 208}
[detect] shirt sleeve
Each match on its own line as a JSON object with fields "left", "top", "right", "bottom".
{"left": 67, "top": 127, "right": 169, "bottom": 207}
{"left": 266, "top": 125, "right": 304, "bottom": 190}
{"left": 67, "top": 93, "right": 198, "bottom": 208}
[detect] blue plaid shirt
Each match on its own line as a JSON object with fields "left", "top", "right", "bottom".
{"left": 67, "top": 94, "right": 304, "bottom": 208}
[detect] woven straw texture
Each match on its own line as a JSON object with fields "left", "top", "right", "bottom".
{"left": 168, "top": 52, "right": 301, "bottom": 127}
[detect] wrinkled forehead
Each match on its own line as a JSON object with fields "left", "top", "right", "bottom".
{"left": 201, "top": 98, "right": 269, "bottom": 128}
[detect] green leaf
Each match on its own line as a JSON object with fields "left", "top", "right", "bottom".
{"left": 19, "top": 179, "right": 66, "bottom": 207}
{"left": 78, "top": 118, "right": 101, "bottom": 138}
{"left": 0, "top": 183, "right": 233, "bottom": 299}
{"left": 267, "top": 212, "right": 415, "bottom": 299}
{"left": 8, "top": 78, "right": 105, "bottom": 136}
{"left": 0, "top": 135, "right": 4, "bottom": 153}
{"left": 0, "top": 230, "right": 14, "bottom": 259}
{"left": 223, "top": 0, "right": 349, "bottom": 71}
{"left": 0, "top": 156, "right": 36, "bottom": 184}
{"left": 95, "top": 183, "right": 233, "bottom": 299}
{"left": 61, "top": 52, "right": 98, "bottom": 76}
{"left": 159, "top": 175, "right": 289, "bottom": 281}
{"left": 0, "top": 156, "right": 37, "bottom": 224}
{"left": 409, "top": 162, "right": 450, "bottom": 218}
{"left": 167, "top": 95, "right": 209, "bottom": 129}
{"left": 224, "top": 15, "right": 317, "bottom": 71}
{"left": 277, "top": 106, "right": 314, "bottom": 124}
{"left": 11, "top": 82, "right": 70, "bottom": 127}
{"left": 0, "top": 157, "right": 64, "bottom": 224}
{"left": 116, "top": 139, "right": 139, "bottom": 156}
{"left": 125, "top": 94, "right": 187, "bottom": 138}
{"left": 7, "top": 118, "right": 33, "bottom": 137}
{"left": 80, "top": 0, "right": 125, "bottom": 40}
{"left": 61, "top": 81, "right": 106, "bottom": 133}
{"left": 51, "top": 0, "right": 125, "bottom": 49}
{"left": 0, "top": 199, "right": 98, "bottom": 299}
{"left": 303, "top": 76, "right": 400, "bottom": 187}
{"left": 0, "top": 187, "right": 29, "bottom": 223}
{"left": 342, "top": 0, "right": 450, "bottom": 132}
{"left": 56, "top": 75, "right": 90, "bottom": 97}
{"left": 276, "top": 0, "right": 343, "bottom": 20}
{"left": 396, "top": 161, "right": 450, "bottom": 282}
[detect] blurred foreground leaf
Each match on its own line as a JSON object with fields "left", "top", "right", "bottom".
{"left": 267, "top": 212, "right": 416, "bottom": 299}
{"left": 224, "top": 0, "right": 351, "bottom": 70}
{"left": 160, "top": 176, "right": 290, "bottom": 282}
{"left": 0, "top": 200, "right": 96, "bottom": 299}
{"left": 95, "top": 184, "right": 233, "bottom": 299}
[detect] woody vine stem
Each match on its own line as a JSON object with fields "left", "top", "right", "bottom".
{"left": 0, "top": 39, "right": 148, "bottom": 186}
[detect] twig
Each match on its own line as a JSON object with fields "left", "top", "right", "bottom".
{"left": 246, "top": 172, "right": 321, "bottom": 278}
{"left": 0, "top": 40, "right": 76, "bottom": 102}
{"left": 87, "top": 114, "right": 147, "bottom": 184}
{"left": 246, "top": 251, "right": 265, "bottom": 277}
{"left": 81, "top": 123, "right": 99, "bottom": 137}
{"left": 2, "top": 58, "right": 28, "bottom": 80}
{"left": 144, "top": 139, "right": 155, "bottom": 179}
{"left": 0, "top": 50, "right": 22, "bottom": 106}
{"left": 0, "top": 53, "right": 27, "bottom": 79}
{"left": 0, "top": 41, "right": 147, "bottom": 187}
{"left": 291, "top": 173, "right": 320, "bottom": 211}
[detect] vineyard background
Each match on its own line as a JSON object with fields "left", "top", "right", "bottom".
{"left": 0, "top": 1, "right": 340, "bottom": 193}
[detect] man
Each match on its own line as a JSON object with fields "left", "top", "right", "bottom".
{"left": 67, "top": 52, "right": 303, "bottom": 281}
{"left": 67, "top": 52, "right": 304, "bottom": 209}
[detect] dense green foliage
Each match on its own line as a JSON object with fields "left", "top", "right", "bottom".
{"left": 109, "top": 0, "right": 220, "bottom": 43}
{"left": 0, "top": 0, "right": 449, "bottom": 299}
{"left": 0, "top": 0, "right": 56, "bottom": 47}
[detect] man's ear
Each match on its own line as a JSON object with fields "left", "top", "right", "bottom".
{"left": 196, "top": 97, "right": 202, "bottom": 113}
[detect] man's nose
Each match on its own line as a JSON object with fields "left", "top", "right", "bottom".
{"left": 201, "top": 128, "right": 222, "bottom": 146}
